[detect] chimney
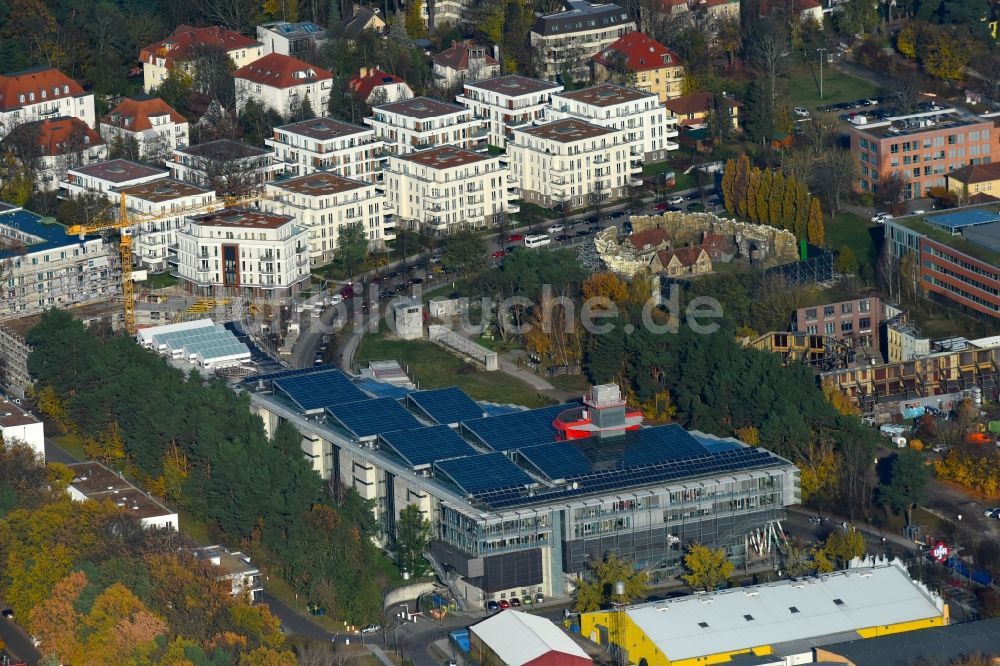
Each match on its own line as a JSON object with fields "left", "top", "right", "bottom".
{"left": 493, "top": 44, "right": 500, "bottom": 63}
{"left": 359, "top": 66, "right": 369, "bottom": 77}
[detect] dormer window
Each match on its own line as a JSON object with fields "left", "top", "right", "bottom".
{"left": 52, "top": 87, "right": 58, "bottom": 96}
{"left": 18, "top": 94, "right": 24, "bottom": 104}
{"left": 29, "top": 92, "right": 34, "bottom": 101}
{"left": 41, "top": 89, "right": 46, "bottom": 99}
{"left": 63, "top": 85, "right": 69, "bottom": 94}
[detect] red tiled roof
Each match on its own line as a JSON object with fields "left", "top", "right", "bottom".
{"left": 234, "top": 53, "right": 332, "bottom": 89}
{"left": 22, "top": 117, "right": 105, "bottom": 156}
{"left": 102, "top": 97, "right": 186, "bottom": 132}
{"left": 628, "top": 227, "right": 669, "bottom": 250}
{"left": 432, "top": 41, "right": 500, "bottom": 71}
{"left": 663, "top": 92, "right": 738, "bottom": 117}
{"left": 657, "top": 246, "right": 707, "bottom": 267}
{"left": 592, "top": 32, "right": 682, "bottom": 73}
{"left": 0, "top": 67, "right": 86, "bottom": 112}
{"left": 348, "top": 68, "right": 407, "bottom": 100}
{"left": 139, "top": 25, "right": 260, "bottom": 69}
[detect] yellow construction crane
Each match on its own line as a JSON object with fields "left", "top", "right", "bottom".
{"left": 65, "top": 190, "right": 264, "bottom": 335}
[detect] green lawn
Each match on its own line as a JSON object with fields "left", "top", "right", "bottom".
{"left": 139, "top": 272, "right": 177, "bottom": 289}
{"left": 356, "top": 331, "right": 551, "bottom": 407}
{"left": 178, "top": 511, "right": 214, "bottom": 546}
{"left": 785, "top": 61, "right": 879, "bottom": 110}
{"left": 52, "top": 433, "right": 87, "bottom": 461}
{"left": 547, "top": 373, "right": 591, "bottom": 394}
{"left": 827, "top": 211, "right": 879, "bottom": 274}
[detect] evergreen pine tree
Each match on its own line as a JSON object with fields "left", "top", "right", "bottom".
{"left": 327, "top": 0, "right": 341, "bottom": 25}
{"left": 794, "top": 181, "right": 810, "bottom": 239}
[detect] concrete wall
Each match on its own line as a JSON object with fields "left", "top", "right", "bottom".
{"left": 383, "top": 580, "right": 437, "bottom": 610}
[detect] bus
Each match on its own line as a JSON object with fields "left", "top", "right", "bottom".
{"left": 524, "top": 234, "right": 551, "bottom": 248}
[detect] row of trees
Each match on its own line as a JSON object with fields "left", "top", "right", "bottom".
{"left": 721, "top": 155, "right": 825, "bottom": 246}
{"left": 0, "top": 442, "right": 299, "bottom": 665}
{"left": 896, "top": 22, "right": 984, "bottom": 82}
{"left": 26, "top": 311, "right": 388, "bottom": 625}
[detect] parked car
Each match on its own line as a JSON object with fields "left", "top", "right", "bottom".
{"left": 361, "top": 624, "right": 381, "bottom": 634}
{"left": 534, "top": 593, "right": 544, "bottom": 603}
{"left": 666, "top": 195, "right": 684, "bottom": 205}
{"left": 547, "top": 223, "right": 565, "bottom": 233}
{"left": 871, "top": 212, "right": 894, "bottom": 224}
{"left": 655, "top": 202, "right": 670, "bottom": 211}
{"left": 510, "top": 597, "right": 521, "bottom": 607}
{"left": 984, "top": 508, "right": 1000, "bottom": 519}
{"left": 498, "top": 599, "right": 511, "bottom": 609}
{"left": 622, "top": 221, "right": 633, "bottom": 234}
{"left": 521, "top": 595, "right": 533, "bottom": 606}
{"left": 429, "top": 253, "right": 442, "bottom": 263}
{"left": 2, "top": 609, "right": 12, "bottom": 620}
{"left": 793, "top": 106, "right": 810, "bottom": 118}
{"left": 410, "top": 277, "right": 424, "bottom": 285}
{"left": 555, "top": 234, "right": 571, "bottom": 242}
{"left": 588, "top": 225, "right": 601, "bottom": 233}
{"left": 491, "top": 250, "right": 507, "bottom": 259}
{"left": 574, "top": 229, "right": 589, "bottom": 237}
{"left": 486, "top": 600, "right": 500, "bottom": 612}
{"left": 506, "top": 234, "right": 524, "bottom": 243}
{"left": 340, "top": 285, "right": 355, "bottom": 298}
{"left": 609, "top": 210, "right": 625, "bottom": 219}
{"left": 706, "top": 197, "right": 722, "bottom": 207}
{"left": 685, "top": 191, "right": 703, "bottom": 200}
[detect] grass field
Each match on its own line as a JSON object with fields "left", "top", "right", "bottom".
{"left": 355, "top": 331, "right": 551, "bottom": 407}
{"left": 786, "top": 61, "right": 879, "bottom": 110}
{"left": 827, "top": 211, "right": 879, "bottom": 274}
{"left": 139, "top": 272, "right": 178, "bottom": 289}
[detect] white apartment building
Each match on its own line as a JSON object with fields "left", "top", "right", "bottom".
{"left": 0, "top": 67, "right": 96, "bottom": 140}
{"left": 256, "top": 21, "right": 328, "bottom": 57}
{"left": 546, "top": 83, "right": 677, "bottom": 162}
{"left": 67, "top": 461, "right": 178, "bottom": 531}
{"left": 0, "top": 396, "right": 45, "bottom": 461}
{"left": 170, "top": 140, "right": 279, "bottom": 194}
{"left": 457, "top": 75, "right": 563, "bottom": 149}
{"left": 100, "top": 97, "right": 189, "bottom": 162}
{"left": 29, "top": 117, "right": 108, "bottom": 192}
{"left": 365, "top": 97, "right": 485, "bottom": 155}
{"left": 530, "top": 0, "right": 636, "bottom": 82}
{"left": 139, "top": 25, "right": 264, "bottom": 94}
{"left": 61, "top": 159, "right": 167, "bottom": 198}
{"left": 509, "top": 118, "right": 636, "bottom": 209}
{"left": 384, "top": 145, "right": 511, "bottom": 234}
{"left": 264, "top": 172, "right": 388, "bottom": 263}
{"left": 175, "top": 208, "right": 311, "bottom": 298}
{"left": 0, "top": 203, "right": 117, "bottom": 321}
{"left": 233, "top": 53, "right": 334, "bottom": 117}
{"left": 117, "top": 178, "right": 217, "bottom": 272}
{"left": 266, "top": 117, "right": 384, "bottom": 180}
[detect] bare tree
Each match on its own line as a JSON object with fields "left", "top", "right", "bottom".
{"left": 747, "top": 18, "right": 787, "bottom": 106}
{"left": 883, "top": 74, "right": 920, "bottom": 115}
{"left": 293, "top": 641, "right": 336, "bottom": 666}
{"left": 194, "top": 0, "right": 259, "bottom": 31}
{"left": 876, "top": 172, "right": 907, "bottom": 213}
{"left": 799, "top": 117, "right": 837, "bottom": 156}
{"left": 810, "top": 148, "right": 856, "bottom": 214}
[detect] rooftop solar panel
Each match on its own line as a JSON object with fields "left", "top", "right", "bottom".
{"left": 325, "top": 398, "right": 423, "bottom": 439}
{"left": 273, "top": 369, "right": 369, "bottom": 412}
{"left": 460, "top": 403, "right": 579, "bottom": 450}
{"left": 244, "top": 364, "right": 340, "bottom": 384}
{"left": 407, "top": 387, "right": 485, "bottom": 425}
{"left": 435, "top": 453, "right": 535, "bottom": 494}
{"left": 379, "top": 425, "right": 479, "bottom": 468}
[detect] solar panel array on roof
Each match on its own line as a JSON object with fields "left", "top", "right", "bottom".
{"left": 925, "top": 208, "right": 1000, "bottom": 231}
{"left": 435, "top": 452, "right": 535, "bottom": 495}
{"left": 407, "top": 387, "right": 485, "bottom": 425}
{"left": 151, "top": 324, "right": 250, "bottom": 362}
{"left": 245, "top": 364, "right": 339, "bottom": 384}
{"left": 325, "top": 397, "right": 423, "bottom": 439}
{"left": 273, "top": 369, "right": 368, "bottom": 412}
{"left": 460, "top": 403, "right": 579, "bottom": 450}
{"left": 379, "top": 425, "right": 479, "bottom": 469}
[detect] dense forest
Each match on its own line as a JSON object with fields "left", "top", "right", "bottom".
{"left": 0, "top": 442, "right": 299, "bottom": 665}
{"left": 26, "top": 310, "right": 388, "bottom": 626}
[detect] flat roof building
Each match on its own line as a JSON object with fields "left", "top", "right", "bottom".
{"left": 137, "top": 319, "right": 251, "bottom": 369}
{"left": 849, "top": 108, "right": 993, "bottom": 201}
{"left": 457, "top": 75, "right": 563, "bottom": 150}
{"left": 256, "top": 21, "right": 328, "bottom": 57}
{"left": 247, "top": 375, "right": 799, "bottom": 606}
{"left": 61, "top": 158, "right": 168, "bottom": 198}
{"left": 170, "top": 139, "right": 279, "bottom": 196}
{"left": 0, "top": 396, "right": 44, "bottom": 461}
{"left": 175, "top": 208, "right": 311, "bottom": 298}
{"left": 67, "top": 461, "right": 178, "bottom": 530}
{"left": 580, "top": 560, "right": 947, "bottom": 666}
{"left": 192, "top": 545, "right": 263, "bottom": 602}
{"left": 530, "top": 0, "right": 636, "bottom": 82}
{"left": 885, "top": 213, "right": 1000, "bottom": 321}
{"left": 366, "top": 96, "right": 485, "bottom": 155}
{"left": 266, "top": 116, "right": 384, "bottom": 181}
{"left": 816, "top": 617, "right": 1000, "bottom": 665}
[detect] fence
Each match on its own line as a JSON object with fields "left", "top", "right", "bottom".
{"left": 427, "top": 325, "right": 498, "bottom": 371}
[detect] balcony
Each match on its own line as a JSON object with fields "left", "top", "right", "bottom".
{"left": 507, "top": 203, "right": 520, "bottom": 213}
{"left": 628, "top": 177, "right": 643, "bottom": 187}
{"left": 470, "top": 127, "right": 488, "bottom": 139}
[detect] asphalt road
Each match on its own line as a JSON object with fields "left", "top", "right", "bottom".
{"left": 0, "top": 607, "right": 41, "bottom": 666}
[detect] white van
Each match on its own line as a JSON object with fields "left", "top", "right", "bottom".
{"left": 524, "top": 234, "right": 551, "bottom": 248}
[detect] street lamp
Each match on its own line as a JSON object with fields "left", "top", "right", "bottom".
{"left": 816, "top": 48, "right": 827, "bottom": 100}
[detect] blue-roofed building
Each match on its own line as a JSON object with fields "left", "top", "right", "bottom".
{"left": 248, "top": 376, "right": 799, "bottom": 608}
{"left": 0, "top": 203, "right": 118, "bottom": 320}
